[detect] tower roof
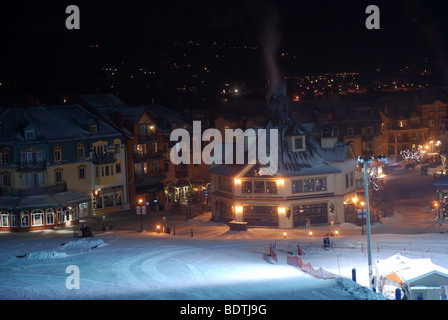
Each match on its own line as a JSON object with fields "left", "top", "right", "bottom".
{"left": 269, "top": 82, "right": 290, "bottom": 106}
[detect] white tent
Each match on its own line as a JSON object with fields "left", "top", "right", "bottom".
{"left": 375, "top": 254, "right": 448, "bottom": 300}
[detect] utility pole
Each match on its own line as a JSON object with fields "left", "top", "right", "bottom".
{"left": 358, "top": 155, "right": 386, "bottom": 289}
{"left": 363, "top": 159, "right": 373, "bottom": 289}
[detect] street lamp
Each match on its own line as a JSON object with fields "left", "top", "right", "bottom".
{"left": 360, "top": 201, "right": 366, "bottom": 235}
{"left": 139, "top": 199, "right": 144, "bottom": 232}
{"left": 357, "top": 155, "right": 387, "bottom": 289}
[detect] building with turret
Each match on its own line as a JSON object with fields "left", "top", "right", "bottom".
{"left": 210, "top": 83, "right": 358, "bottom": 228}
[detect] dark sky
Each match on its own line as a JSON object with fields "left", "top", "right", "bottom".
{"left": 1, "top": 0, "right": 447, "bottom": 92}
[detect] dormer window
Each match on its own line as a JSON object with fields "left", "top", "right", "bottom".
{"left": 292, "top": 136, "right": 305, "bottom": 152}
{"left": 90, "top": 124, "right": 97, "bottom": 134}
{"left": 25, "top": 130, "right": 35, "bottom": 140}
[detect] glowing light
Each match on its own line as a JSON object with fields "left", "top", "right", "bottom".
{"left": 234, "top": 178, "right": 241, "bottom": 185}
{"left": 278, "top": 207, "right": 286, "bottom": 214}
{"left": 235, "top": 206, "right": 243, "bottom": 214}
{"left": 276, "top": 179, "right": 284, "bottom": 186}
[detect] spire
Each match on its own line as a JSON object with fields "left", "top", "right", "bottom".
{"left": 269, "top": 82, "right": 290, "bottom": 118}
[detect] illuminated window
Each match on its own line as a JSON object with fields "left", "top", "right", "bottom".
{"left": 21, "top": 211, "right": 29, "bottom": 227}
{"left": 265, "top": 181, "right": 277, "bottom": 194}
{"left": 303, "top": 179, "right": 314, "bottom": 192}
{"left": 31, "top": 209, "right": 44, "bottom": 226}
{"left": 292, "top": 180, "right": 303, "bottom": 193}
{"left": 0, "top": 211, "right": 9, "bottom": 227}
{"left": 242, "top": 181, "right": 253, "bottom": 193}
{"left": 316, "top": 178, "right": 327, "bottom": 191}
{"left": 46, "top": 209, "right": 55, "bottom": 225}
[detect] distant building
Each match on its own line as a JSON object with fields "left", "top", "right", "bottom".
{"left": 0, "top": 104, "right": 128, "bottom": 231}
{"left": 81, "top": 95, "right": 166, "bottom": 211}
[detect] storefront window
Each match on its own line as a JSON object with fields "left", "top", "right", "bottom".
{"left": 0, "top": 211, "right": 9, "bottom": 227}
{"left": 21, "top": 211, "right": 29, "bottom": 227}
{"left": 115, "top": 191, "right": 122, "bottom": 205}
{"left": 46, "top": 209, "right": 55, "bottom": 225}
{"left": 96, "top": 195, "right": 103, "bottom": 208}
{"left": 31, "top": 209, "right": 44, "bottom": 226}
{"left": 57, "top": 208, "right": 65, "bottom": 223}
{"left": 104, "top": 192, "right": 114, "bottom": 207}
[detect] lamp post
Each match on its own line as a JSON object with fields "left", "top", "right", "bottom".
{"left": 139, "top": 199, "right": 143, "bottom": 232}
{"left": 357, "top": 155, "right": 386, "bottom": 289}
{"left": 360, "top": 201, "right": 365, "bottom": 235}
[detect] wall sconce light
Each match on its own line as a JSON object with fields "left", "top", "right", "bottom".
{"left": 278, "top": 207, "right": 286, "bottom": 214}
{"left": 234, "top": 178, "right": 241, "bottom": 185}
{"left": 235, "top": 206, "right": 243, "bottom": 214}
{"left": 276, "top": 179, "right": 284, "bottom": 186}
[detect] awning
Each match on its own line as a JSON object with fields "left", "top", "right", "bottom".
{"left": 136, "top": 183, "right": 164, "bottom": 194}
{"left": 0, "top": 191, "right": 90, "bottom": 211}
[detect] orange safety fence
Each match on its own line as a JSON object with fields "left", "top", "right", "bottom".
{"left": 300, "top": 261, "right": 338, "bottom": 279}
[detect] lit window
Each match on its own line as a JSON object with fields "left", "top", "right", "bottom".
{"left": 292, "top": 180, "right": 303, "bottom": 193}
{"left": 304, "top": 179, "right": 315, "bottom": 192}
{"left": 316, "top": 178, "right": 327, "bottom": 191}
{"left": 31, "top": 209, "right": 44, "bottom": 226}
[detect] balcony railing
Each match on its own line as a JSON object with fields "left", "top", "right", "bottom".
{"left": 17, "top": 161, "right": 46, "bottom": 172}
{"left": 92, "top": 152, "right": 117, "bottom": 165}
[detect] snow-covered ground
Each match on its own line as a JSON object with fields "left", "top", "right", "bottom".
{"left": 0, "top": 163, "right": 446, "bottom": 301}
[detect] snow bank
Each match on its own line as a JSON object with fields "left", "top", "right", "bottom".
{"left": 60, "top": 239, "right": 107, "bottom": 250}
{"left": 337, "top": 278, "right": 386, "bottom": 300}
{"left": 20, "top": 239, "right": 108, "bottom": 260}
{"left": 25, "top": 251, "right": 69, "bottom": 259}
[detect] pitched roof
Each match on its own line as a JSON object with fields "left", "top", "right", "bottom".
{"left": 81, "top": 94, "right": 127, "bottom": 109}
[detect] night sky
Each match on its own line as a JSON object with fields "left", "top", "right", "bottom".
{"left": 1, "top": 0, "right": 447, "bottom": 103}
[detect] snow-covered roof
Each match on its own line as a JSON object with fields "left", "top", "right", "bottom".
{"left": 0, "top": 105, "right": 123, "bottom": 143}
{"left": 210, "top": 83, "right": 352, "bottom": 177}
{"left": 0, "top": 191, "right": 90, "bottom": 210}
{"left": 81, "top": 94, "right": 127, "bottom": 109}
{"left": 375, "top": 253, "right": 448, "bottom": 284}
